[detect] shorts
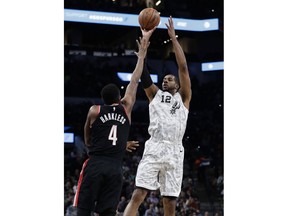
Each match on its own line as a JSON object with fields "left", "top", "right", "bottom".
{"left": 73, "top": 156, "right": 123, "bottom": 214}
{"left": 135, "top": 141, "right": 184, "bottom": 197}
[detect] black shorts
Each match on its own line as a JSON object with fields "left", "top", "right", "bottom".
{"left": 73, "top": 156, "right": 123, "bottom": 214}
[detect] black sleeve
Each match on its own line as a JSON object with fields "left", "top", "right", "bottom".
{"left": 140, "top": 58, "right": 153, "bottom": 89}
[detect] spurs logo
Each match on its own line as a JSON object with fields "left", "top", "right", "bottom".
{"left": 170, "top": 101, "right": 180, "bottom": 114}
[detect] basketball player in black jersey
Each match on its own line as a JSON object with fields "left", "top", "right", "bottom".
{"left": 73, "top": 27, "right": 156, "bottom": 216}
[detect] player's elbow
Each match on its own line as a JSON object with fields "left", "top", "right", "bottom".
{"left": 129, "top": 97, "right": 136, "bottom": 106}
{"left": 178, "top": 63, "right": 188, "bottom": 72}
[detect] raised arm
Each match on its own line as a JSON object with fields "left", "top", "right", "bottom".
{"left": 121, "top": 27, "right": 156, "bottom": 118}
{"left": 165, "top": 16, "right": 192, "bottom": 109}
{"left": 140, "top": 58, "right": 159, "bottom": 102}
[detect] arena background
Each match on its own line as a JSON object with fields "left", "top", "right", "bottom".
{"left": 64, "top": 1, "right": 223, "bottom": 216}
{"left": 2, "top": 1, "right": 288, "bottom": 215}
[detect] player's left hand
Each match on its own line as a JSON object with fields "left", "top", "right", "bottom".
{"left": 126, "top": 141, "right": 140, "bottom": 152}
{"left": 165, "top": 16, "right": 176, "bottom": 40}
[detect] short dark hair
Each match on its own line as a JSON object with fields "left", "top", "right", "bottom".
{"left": 163, "top": 74, "right": 180, "bottom": 85}
{"left": 101, "top": 83, "right": 120, "bottom": 105}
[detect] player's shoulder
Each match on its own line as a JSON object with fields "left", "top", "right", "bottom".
{"left": 119, "top": 102, "right": 130, "bottom": 115}
{"left": 156, "top": 89, "right": 164, "bottom": 95}
{"left": 89, "top": 105, "right": 101, "bottom": 115}
{"left": 116, "top": 103, "right": 125, "bottom": 111}
{"left": 90, "top": 104, "right": 100, "bottom": 110}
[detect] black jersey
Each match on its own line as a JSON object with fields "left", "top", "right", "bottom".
{"left": 88, "top": 104, "right": 130, "bottom": 161}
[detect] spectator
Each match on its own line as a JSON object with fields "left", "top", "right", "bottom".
{"left": 117, "top": 196, "right": 128, "bottom": 215}
{"left": 147, "top": 191, "right": 159, "bottom": 205}
{"left": 144, "top": 203, "right": 157, "bottom": 216}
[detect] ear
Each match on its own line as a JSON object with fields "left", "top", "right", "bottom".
{"left": 175, "top": 83, "right": 180, "bottom": 90}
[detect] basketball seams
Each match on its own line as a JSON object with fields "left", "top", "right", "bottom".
{"left": 143, "top": 9, "right": 153, "bottom": 30}
{"left": 138, "top": 8, "right": 160, "bottom": 30}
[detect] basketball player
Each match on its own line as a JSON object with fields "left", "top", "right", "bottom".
{"left": 73, "top": 27, "right": 156, "bottom": 216}
{"left": 123, "top": 16, "right": 192, "bottom": 216}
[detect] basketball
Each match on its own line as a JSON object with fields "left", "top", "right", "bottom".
{"left": 138, "top": 8, "right": 160, "bottom": 30}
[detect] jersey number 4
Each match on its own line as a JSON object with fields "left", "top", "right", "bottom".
{"left": 108, "top": 125, "right": 118, "bottom": 145}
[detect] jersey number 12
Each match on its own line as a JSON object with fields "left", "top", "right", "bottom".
{"left": 108, "top": 125, "right": 118, "bottom": 145}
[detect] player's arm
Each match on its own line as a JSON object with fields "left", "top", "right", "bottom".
{"left": 165, "top": 16, "right": 192, "bottom": 109}
{"left": 121, "top": 27, "right": 156, "bottom": 116}
{"left": 84, "top": 105, "right": 99, "bottom": 147}
{"left": 140, "top": 58, "right": 159, "bottom": 102}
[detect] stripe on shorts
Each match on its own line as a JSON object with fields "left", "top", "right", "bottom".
{"left": 73, "top": 158, "right": 89, "bottom": 207}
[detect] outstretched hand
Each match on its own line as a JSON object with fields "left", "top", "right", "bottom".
{"left": 165, "top": 16, "right": 176, "bottom": 40}
{"left": 141, "top": 26, "right": 157, "bottom": 40}
{"left": 134, "top": 36, "right": 150, "bottom": 58}
{"left": 134, "top": 26, "right": 156, "bottom": 58}
{"left": 126, "top": 141, "right": 140, "bottom": 152}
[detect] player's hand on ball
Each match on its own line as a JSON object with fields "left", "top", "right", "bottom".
{"left": 141, "top": 26, "right": 157, "bottom": 40}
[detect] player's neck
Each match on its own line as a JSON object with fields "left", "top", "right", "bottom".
{"left": 166, "top": 89, "right": 177, "bottom": 95}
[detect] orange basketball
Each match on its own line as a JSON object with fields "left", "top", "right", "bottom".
{"left": 138, "top": 8, "right": 160, "bottom": 30}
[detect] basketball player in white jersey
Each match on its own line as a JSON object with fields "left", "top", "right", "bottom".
{"left": 123, "top": 16, "right": 192, "bottom": 216}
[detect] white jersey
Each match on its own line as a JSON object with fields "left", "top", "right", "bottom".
{"left": 147, "top": 89, "right": 189, "bottom": 145}
{"left": 135, "top": 89, "right": 189, "bottom": 197}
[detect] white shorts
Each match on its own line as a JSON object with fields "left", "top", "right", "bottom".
{"left": 135, "top": 141, "right": 184, "bottom": 197}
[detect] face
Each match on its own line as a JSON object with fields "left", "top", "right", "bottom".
{"left": 162, "top": 75, "right": 178, "bottom": 92}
